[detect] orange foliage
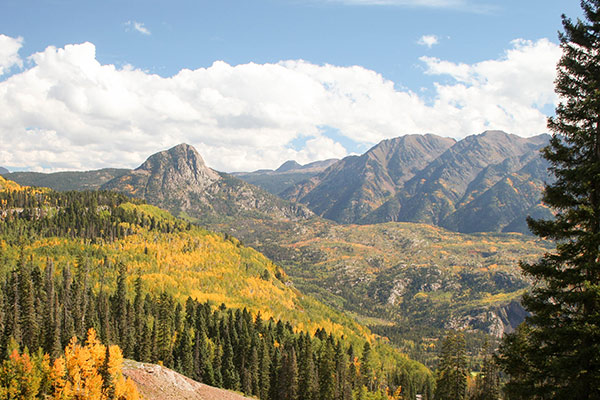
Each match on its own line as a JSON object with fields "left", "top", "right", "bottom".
{"left": 0, "top": 329, "right": 139, "bottom": 400}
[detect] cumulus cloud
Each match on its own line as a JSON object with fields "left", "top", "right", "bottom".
{"left": 0, "top": 34, "right": 24, "bottom": 75}
{"left": 125, "top": 21, "right": 151, "bottom": 35}
{"left": 0, "top": 35, "right": 560, "bottom": 172}
{"left": 418, "top": 35, "right": 439, "bottom": 48}
{"left": 419, "top": 38, "right": 561, "bottom": 133}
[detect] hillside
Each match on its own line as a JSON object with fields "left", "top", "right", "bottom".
{"left": 248, "top": 219, "right": 550, "bottom": 365}
{"left": 0, "top": 179, "right": 434, "bottom": 397}
{"left": 2, "top": 168, "right": 129, "bottom": 191}
{"left": 0, "top": 184, "right": 364, "bottom": 341}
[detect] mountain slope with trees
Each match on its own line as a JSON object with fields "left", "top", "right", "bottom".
{"left": 2, "top": 168, "right": 129, "bottom": 191}
{"left": 0, "top": 178, "right": 434, "bottom": 399}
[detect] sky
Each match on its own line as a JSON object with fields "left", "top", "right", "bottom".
{"left": 0, "top": 0, "right": 584, "bottom": 172}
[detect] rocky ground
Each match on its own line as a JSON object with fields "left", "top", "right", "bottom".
{"left": 122, "top": 360, "right": 253, "bottom": 400}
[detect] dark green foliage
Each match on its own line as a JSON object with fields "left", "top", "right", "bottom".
{"left": 278, "top": 345, "right": 299, "bottom": 400}
{"left": 435, "top": 331, "right": 468, "bottom": 400}
{"left": 498, "top": 2, "right": 600, "bottom": 398}
{"left": 470, "top": 343, "right": 500, "bottom": 400}
{"left": 0, "top": 189, "right": 188, "bottom": 243}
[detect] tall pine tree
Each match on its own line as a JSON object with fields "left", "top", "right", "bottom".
{"left": 498, "top": 1, "right": 600, "bottom": 398}
{"left": 435, "top": 331, "right": 467, "bottom": 400}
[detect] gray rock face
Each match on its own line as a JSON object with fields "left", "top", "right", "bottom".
{"left": 448, "top": 300, "right": 529, "bottom": 337}
{"left": 102, "top": 144, "right": 220, "bottom": 207}
{"left": 102, "top": 143, "right": 313, "bottom": 223}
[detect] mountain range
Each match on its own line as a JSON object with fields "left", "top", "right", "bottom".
{"left": 1, "top": 131, "right": 552, "bottom": 355}
{"left": 232, "top": 159, "right": 338, "bottom": 195}
{"left": 279, "top": 130, "right": 552, "bottom": 233}
{"left": 3, "top": 130, "right": 552, "bottom": 235}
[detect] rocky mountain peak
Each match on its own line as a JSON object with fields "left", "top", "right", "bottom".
{"left": 276, "top": 160, "right": 302, "bottom": 172}
{"left": 136, "top": 143, "right": 220, "bottom": 187}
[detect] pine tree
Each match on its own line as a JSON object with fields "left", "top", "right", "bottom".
{"left": 498, "top": 2, "right": 600, "bottom": 398}
{"left": 299, "top": 334, "right": 318, "bottom": 400}
{"left": 278, "top": 345, "right": 299, "bottom": 400}
{"left": 259, "top": 339, "right": 271, "bottom": 400}
{"left": 174, "top": 324, "right": 194, "bottom": 377}
{"left": 18, "top": 260, "right": 38, "bottom": 352}
{"left": 318, "top": 338, "right": 336, "bottom": 400}
{"left": 435, "top": 331, "right": 467, "bottom": 400}
{"left": 359, "top": 342, "right": 374, "bottom": 392}
{"left": 471, "top": 343, "right": 500, "bottom": 400}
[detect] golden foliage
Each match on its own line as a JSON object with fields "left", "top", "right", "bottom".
{"left": 0, "top": 330, "right": 140, "bottom": 400}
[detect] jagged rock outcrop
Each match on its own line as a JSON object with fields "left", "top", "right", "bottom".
{"left": 448, "top": 300, "right": 529, "bottom": 337}
{"left": 102, "top": 143, "right": 313, "bottom": 223}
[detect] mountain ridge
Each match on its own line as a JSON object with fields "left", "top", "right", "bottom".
{"left": 282, "top": 134, "right": 456, "bottom": 224}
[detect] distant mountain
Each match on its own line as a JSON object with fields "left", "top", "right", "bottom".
{"left": 363, "top": 131, "right": 550, "bottom": 232}
{"left": 0, "top": 167, "right": 8, "bottom": 174}
{"left": 233, "top": 158, "right": 338, "bottom": 195}
{"left": 442, "top": 156, "right": 553, "bottom": 233}
{"left": 278, "top": 131, "right": 550, "bottom": 233}
{"left": 102, "top": 143, "right": 313, "bottom": 224}
{"left": 282, "top": 134, "right": 456, "bottom": 224}
{"left": 4, "top": 168, "right": 129, "bottom": 191}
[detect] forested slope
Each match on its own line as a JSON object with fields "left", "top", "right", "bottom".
{"left": 0, "top": 176, "right": 433, "bottom": 399}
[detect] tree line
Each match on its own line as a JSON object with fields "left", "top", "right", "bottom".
{"left": 0, "top": 189, "right": 190, "bottom": 243}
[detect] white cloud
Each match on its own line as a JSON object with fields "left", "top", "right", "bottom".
{"left": 0, "top": 34, "right": 24, "bottom": 75}
{"left": 418, "top": 35, "right": 439, "bottom": 48}
{"left": 125, "top": 21, "right": 151, "bottom": 35}
{"left": 0, "top": 35, "right": 561, "bottom": 173}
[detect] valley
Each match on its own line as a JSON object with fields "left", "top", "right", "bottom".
{"left": 2, "top": 130, "right": 552, "bottom": 368}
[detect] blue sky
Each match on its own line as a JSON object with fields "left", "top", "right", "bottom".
{"left": 0, "top": 0, "right": 584, "bottom": 172}
{"left": 2, "top": 1, "right": 580, "bottom": 87}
